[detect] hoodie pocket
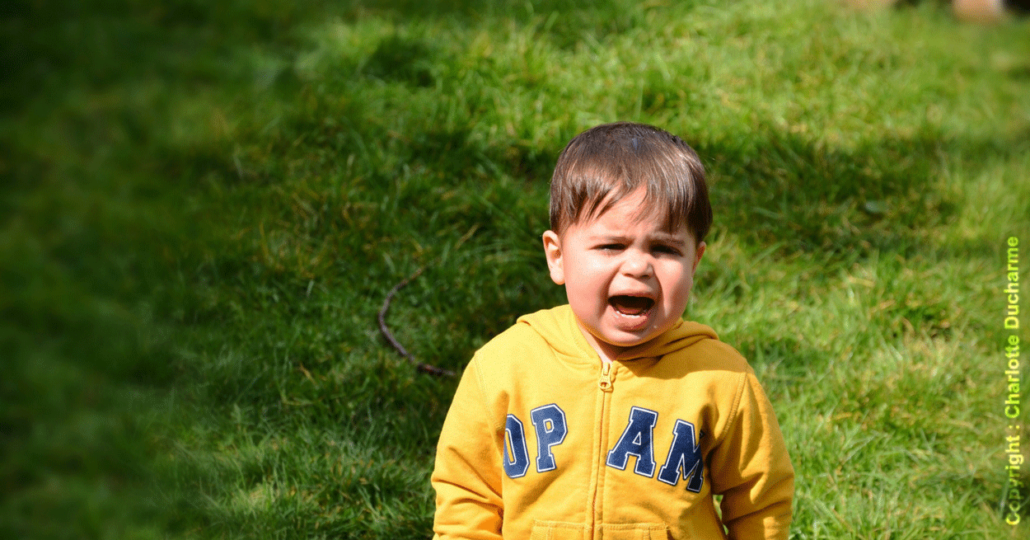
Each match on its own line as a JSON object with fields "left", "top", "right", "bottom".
{"left": 530, "top": 521, "right": 587, "bottom": 540}
{"left": 530, "top": 521, "right": 669, "bottom": 540}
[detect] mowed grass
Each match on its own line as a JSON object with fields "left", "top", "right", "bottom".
{"left": 2, "top": 0, "right": 1029, "bottom": 538}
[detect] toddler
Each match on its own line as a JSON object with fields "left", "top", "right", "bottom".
{"left": 431, "top": 122, "right": 794, "bottom": 540}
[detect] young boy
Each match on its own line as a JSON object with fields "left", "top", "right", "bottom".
{"left": 431, "top": 122, "right": 794, "bottom": 540}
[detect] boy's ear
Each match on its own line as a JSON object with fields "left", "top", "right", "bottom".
{"left": 542, "top": 230, "right": 565, "bottom": 285}
{"left": 692, "top": 241, "right": 706, "bottom": 274}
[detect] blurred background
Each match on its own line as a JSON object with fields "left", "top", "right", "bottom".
{"left": 2, "top": 0, "right": 1028, "bottom": 538}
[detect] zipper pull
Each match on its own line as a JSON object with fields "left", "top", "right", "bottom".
{"left": 598, "top": 361, "right": 614, "bottom": 392}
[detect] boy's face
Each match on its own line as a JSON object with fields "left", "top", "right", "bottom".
{"left": 542, "top": 188, "right": 706, "bottom": 362}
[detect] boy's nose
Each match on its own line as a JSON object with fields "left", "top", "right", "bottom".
{"left": 620, "top": 254, "right": 653, "bottom": 277}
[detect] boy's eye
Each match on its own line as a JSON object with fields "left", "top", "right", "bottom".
{"left": 598, "top": 244, "right": 624, "bottom": 251}
{"left": 653, "top": 245, "right": 683, "bottom": 256}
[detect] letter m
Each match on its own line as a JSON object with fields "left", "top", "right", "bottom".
{"left": 657, "top": 419, "right": 705, "bottom": 492}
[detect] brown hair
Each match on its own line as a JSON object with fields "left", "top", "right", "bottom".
{"left": 548, "top": 122, "right": 712, "bottom": 243}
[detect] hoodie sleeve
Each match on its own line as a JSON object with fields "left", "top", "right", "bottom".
{"left": 431, "top": 356, "right": 505, "bottom": 540}
{"left": 708, "top": 371, "right": 795, "bottom": 540}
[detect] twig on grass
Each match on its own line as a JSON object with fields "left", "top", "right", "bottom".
{"left": 378, "top": 267, "right": 455, "bottom": 377}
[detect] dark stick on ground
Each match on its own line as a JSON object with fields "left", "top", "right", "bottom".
{"left": 378, "top": 268, "right": 455, "bottom": 377}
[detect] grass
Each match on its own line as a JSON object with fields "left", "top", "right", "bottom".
{"left": 2, "top": 0, "right": 1029, "bottom": 538}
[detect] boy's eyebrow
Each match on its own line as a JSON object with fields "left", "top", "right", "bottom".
{"left": 594, "top": 232, "right": 689, "bottom": 246}
{"left": 650, "top": 233, "right": 689, "bottom": 246}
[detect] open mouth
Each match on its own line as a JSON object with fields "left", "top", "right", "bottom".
{"left": 609, "top": 295, "right": 655, "bottom": 316}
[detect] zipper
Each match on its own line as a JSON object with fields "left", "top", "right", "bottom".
{"left": 598, "top": 361, "right": 613, "bottom": 392}
{"left": 591, "top": 361, "right": 615, "bottom": 539}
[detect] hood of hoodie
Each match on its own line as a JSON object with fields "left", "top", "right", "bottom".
{"left": 517, "top": 304, "right": 718, "bottom": 363}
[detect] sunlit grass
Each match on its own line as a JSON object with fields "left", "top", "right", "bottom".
{"left": 3, "top": 0, "right": 1029, "bottom": 538}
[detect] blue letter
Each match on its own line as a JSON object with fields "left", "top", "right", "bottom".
{"left": 530, "top": 404, "right": 568, "bottom": 473}
{"left": 503, "top": 414, "right": 530, "bottom": 478}
{"left": 657, "top": 419, "right": 704, "bottom": 492}
{"left": 606, "top": 407, "right": 657, "bottom": 477}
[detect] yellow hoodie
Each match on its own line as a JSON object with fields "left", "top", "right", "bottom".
{"left": 431, "top": 305, "right": 794, "bottom": 540}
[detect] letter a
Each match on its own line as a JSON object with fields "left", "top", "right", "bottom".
{"left": 606, "top": 407, "right": 658, "bottom": 477}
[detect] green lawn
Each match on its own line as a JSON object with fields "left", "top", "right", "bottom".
{"left": 3, "top": 0, "right": 1029, "bottom": 538}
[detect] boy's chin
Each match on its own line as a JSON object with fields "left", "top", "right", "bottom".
{"left": 576, "top": 316, "right": 669, "bottom": 359}
{"left": 598, "top": 331, "right": 661, "bottom": 351}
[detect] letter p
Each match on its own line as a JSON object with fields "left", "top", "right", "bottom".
{"left": 531, "top": 404, "right": 568, "bottom": 473}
